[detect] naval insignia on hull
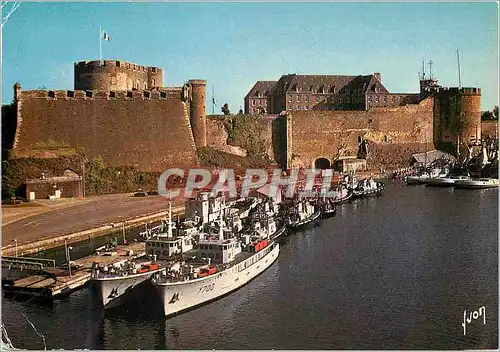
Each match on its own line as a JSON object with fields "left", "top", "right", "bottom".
{"left": 169, "top": 293, "right": 180, "bottom": 304}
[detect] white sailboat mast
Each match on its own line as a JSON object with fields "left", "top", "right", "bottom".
{"left": 219, "top": 204, "right": 224, "bottom": 241}
{"left": 168, "top": 201, "right": 173, "bottom": 237}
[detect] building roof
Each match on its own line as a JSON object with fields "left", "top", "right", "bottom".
{"left": 26, "top": 169, "right": 82, "bottom": 184}
{"left": 245, "top": 81, "right": 277, "bottom": 99}
{"left": 412, "top": 150, "right": 456, "bottom": 166}
{"left": 270, "top": 73, "right": 390, "bottom": 95}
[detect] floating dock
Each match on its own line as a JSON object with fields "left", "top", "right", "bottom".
{"left": 2, "top": 241, "right": 146, "bottom": 298}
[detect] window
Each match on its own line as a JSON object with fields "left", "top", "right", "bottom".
{"left": 383, "top": 96, "right": 387, "bottom": 103}
{"left": 288, "top": 95, "right": 292, "bottom": 102}
{"left": 305, "top": 96, "right": 309, "bottom": 102}
{"left": 152, "top": 79, "right": 156, "bottom": 86}
{"left": 252, "top": 99, "right": 255, "bottom": 106}
{"left": 297, "top": 95, "right": 301, "bottom": 102}
{"left": 384, "top": 135, "right": 388, "bottom": 143}
{"left": 144, "top": 83, "right": 147, "bottom": 90}
{"left": 368, "top": 96, "right": 372, "bottom": 103}
{"left": 392, "top": 96, "right": 396, "bottom": 102}
{"left": 375, "top": 96, "right": 379, "bottom": 103}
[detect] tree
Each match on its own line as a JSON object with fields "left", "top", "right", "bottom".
{"left": 481, "top": 110, "right": 494, "bottom": 121}
{"left": 493, "top": 105, "right": 499, "bottom": 119}
{"left": 221, "top": 103, "right": 230, "bottom": 115}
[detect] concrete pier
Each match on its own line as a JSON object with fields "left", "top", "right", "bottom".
{"left": 2, "top": 241, "right": 146, "bottom": 298}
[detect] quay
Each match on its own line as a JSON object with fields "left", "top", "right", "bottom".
{"left": 2, "top": 241, "right": 146, "bottom": 298}
{"left": 1, "top": 193, "right": 185, "bottom": 257}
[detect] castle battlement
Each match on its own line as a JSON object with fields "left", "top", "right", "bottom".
{"left": 19, "top": 88, "right": 183, "bottom": 101}
{"left": 433, "top": 86, "right": 481, "bottom": 95}
{"left": 74, "top": 59, "right": 164, "bottom": 91}
{"left": 187, "top": 79, "right": 207, "bottom": 86}
{"left": 74, "top": 60, "right": 162, "bottom": 74}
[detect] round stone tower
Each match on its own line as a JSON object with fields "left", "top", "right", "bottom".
{"left": 434, "top": 87, "right": 481, "bottom": 157}
{"left": 458, "top": 88, "right": 482, "bottom": 143}
{"left": 188, "top": 79, "right": 207, "bottom": 148}
{"left": 74, "top": 60, "right": 163, "bottom": 91}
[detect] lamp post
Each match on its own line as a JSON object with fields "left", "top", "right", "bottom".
{"left": 12, "top": 239, "right": 18, "bottom": 257}
{"left": 64, "top": 239, "right": 73, "bottom": 277}
{"left": 122, "top": 222, "right": 126, "bottom": 244}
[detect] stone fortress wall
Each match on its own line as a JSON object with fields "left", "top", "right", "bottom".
{"left": 4, "top": 58, "right": 487, "bottom": 177}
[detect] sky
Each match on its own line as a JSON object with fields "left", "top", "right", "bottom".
{"left": 1, "top": 1, "right": 499, "bottom": 111}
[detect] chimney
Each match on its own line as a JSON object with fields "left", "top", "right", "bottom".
{"left": 373, "top": 73, "right": 381, "bottom": 82}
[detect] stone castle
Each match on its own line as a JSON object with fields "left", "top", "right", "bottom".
{"left": 4, "top": 60, "right": 209, "bottom": 172}
{"left": 2, "top": 58, "right": 485, "bottom": 176}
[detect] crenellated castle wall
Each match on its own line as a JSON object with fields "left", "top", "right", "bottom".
{"left": 11, "top": 85, "right": 197, "bottom": 172}
{"left": 74, "top": 60, "right": 163, "bottom": 91}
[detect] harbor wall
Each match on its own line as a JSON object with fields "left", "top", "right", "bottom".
{"left": 286, "top": 97, "right": 434, "bottom": 170}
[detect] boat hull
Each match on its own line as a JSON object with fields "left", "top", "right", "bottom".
{"left": 90, "top": 268, "right": 163, "bottom": 309}
{"left": 321, "top": 207, "right": 338, "bottom": 218}
{"left": 425, "top": 179, "right": 456, "bottom": 187}
{"left": 454, "top": 179, "right": 499, "bottom": 189}
{"left": 271, "top": 224, "right": 287, "bottom": 241}
{"left": 153, "top": 243, "right": 280, "bottom": 317}
{"left": 288, "top": 210, "right": 321, "bottom": 229}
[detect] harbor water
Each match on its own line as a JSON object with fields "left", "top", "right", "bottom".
{"left": 1, "top": 182, "right": 498, "bottom": 350}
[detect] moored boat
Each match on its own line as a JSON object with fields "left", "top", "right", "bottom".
{"left": 90, "top": 259, "right": 164, "bottom": 309}
{"left": 318, "top": 197, "right": 338, "bottom": 217}
{"left": 151, "top": 215, "right": 280, "bottom": 318}
{"left": 352, "top": 178, "right": 385, "bottom": 198}
{"left": 90, "top": 203, "right": 193, "bottom": 309}
{"left": 454, "top": 178, "right": 499, "bottom": 189}
{"left": 286, "top": 199, "right": 321, "bottom": 229}
{"left": 425, "top": 174, "right": 470, "bottom": 187}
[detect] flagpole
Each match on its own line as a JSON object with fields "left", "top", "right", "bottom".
{"left": 99, "top": 25, "right": 102, "bottom": 62}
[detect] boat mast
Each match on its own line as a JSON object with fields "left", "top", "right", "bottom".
{"left": 457, "top": 49, "right": 462, "bottom": 89}
{"left": 168, "top": 201, "right": 173, "bottom": 237}
{"left": 219, "top": 206, "right": 224, "bottom": 241}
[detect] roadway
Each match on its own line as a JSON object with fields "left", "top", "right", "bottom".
{"left": 1, "top": 193, "right": 180, "bottom": 247}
